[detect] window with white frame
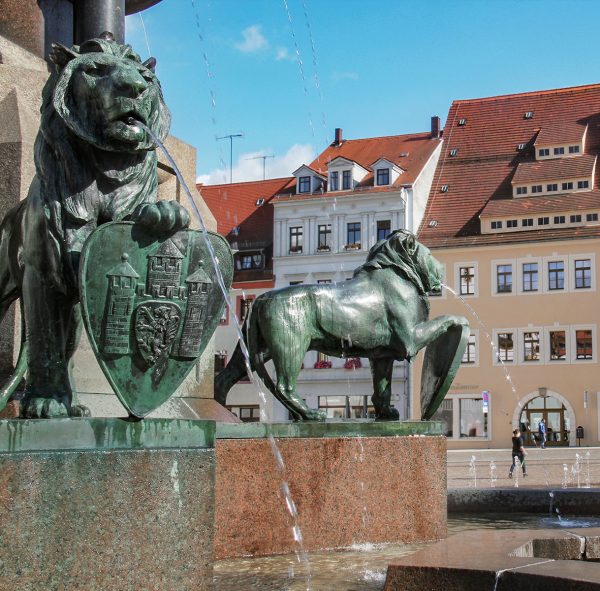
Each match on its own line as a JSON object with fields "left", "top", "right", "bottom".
{"left": 497, "top": 264, "right": 513, "bottom": 293}
{"left": 298, "top": 176, "right": 311, "bottom": 193}
{"left": 329, "top": 171, "right": 339, "bottom": 191}
{"left": 548, "top": 261, "right": 565, "bottom": 290}
{"left": 376, "top": 168, "right": 390, "bottom": 186}
{"left": 317, "top": 224, "right": 332, "bottom": 250}
{"left": 549, "top": 330, "right": 566, "bottom": 361}
{"left": 342, "top": 170, "right": 352, "bottom": 190}
{"left": 575, "top": 329, "right": 593, "bottom": 360}
{"left": 346, "top": 222, "right": 361, "bottom": 246}
{"left": 462, "top": 334, "right": 477, "bottom": 364}
{"left": 497, "top": 332, "right": 514, "bottom": 363}
{"left": 522, "top": 262, "right": 539, "bottom": 292}
{"left": 289, "top": 226, "right": 303, "bottom": 253}
{"left": 377, "top": 220, "right": 391, "bottom": 241}
{"left": 459, "top": 266, "right": 475, "bottom": 295}
{"left": 574, "top": 259, "right": 592, "bottom": 289}
{"left": 523, "top": 331, "right": 540, "bottom": 361}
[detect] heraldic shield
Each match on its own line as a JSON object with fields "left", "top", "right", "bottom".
{"left": 79, "top": 222, "right": 233, "bottom": 418}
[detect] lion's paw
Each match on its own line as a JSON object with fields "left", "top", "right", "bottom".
{"left": 302, "top": 408, "right": 327, "bottom": 422}
{"left": 70, "top": 404, "right": 91, "bottom": 417}
{"left": 134, "top": 201, "right": 190, "bottom": 233}
{"left": 23, "top": 398, "right": 69, "bottom": 419}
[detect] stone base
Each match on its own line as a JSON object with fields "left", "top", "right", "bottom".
{"left": 214, "top": 421, "right": 446, "bottom": 559}
{"left": 385, "top": 528, "right": 600, "bottom": 590}
{"left": 0, "top": 418, "right": 215, "bottom": 591}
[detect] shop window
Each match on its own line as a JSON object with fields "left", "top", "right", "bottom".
{"left": 430, "top": 399, "right": 453, "bottom": 437}
{"left": 460, "top": 398, "right": 487, "bottom": 438}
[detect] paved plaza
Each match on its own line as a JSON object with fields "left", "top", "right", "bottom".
{"left": 448, "top": 446, "right": 600, "bottom": 489}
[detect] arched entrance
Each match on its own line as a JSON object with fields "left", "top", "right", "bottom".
{"left": 514, "top": 390, "right": 574, "bottom": 447}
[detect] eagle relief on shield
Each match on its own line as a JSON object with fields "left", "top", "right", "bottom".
{"left": 80, "top": 222, "right": 233, "bottom": 417}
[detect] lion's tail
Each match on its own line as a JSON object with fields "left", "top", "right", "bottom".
{"left": 0, "top": 204, "right": 27, "bottom": 412}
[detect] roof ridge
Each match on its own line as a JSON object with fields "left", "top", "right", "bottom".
{"left": 333, "top": 131, "right": 431, "bottom": 143}
{"left": 198, "top": 176, "right": 292, "bottom": 189}
{"left": 453, "top": 82, "right": 600, "bottom": 105}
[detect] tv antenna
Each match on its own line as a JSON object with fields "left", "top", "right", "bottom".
{"left": 217, "top": 133, "right": 244, "bottom": 183}
{"left": 245, "top": 154, "right": 275, "bottom": 180}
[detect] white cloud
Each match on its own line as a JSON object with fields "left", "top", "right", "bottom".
{"left": 234, "top": 25, "right": 268, "bottom": 53}
{"left": 197, "top": 144, "right": 316, "bottom": 185}
{"left": 332, "top": 71, "right": 359, "bottom": 82}
{"left": 275, "top": 47, "right": 293, "bottom": 61}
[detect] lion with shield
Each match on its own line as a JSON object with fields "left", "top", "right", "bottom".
{"left": 216, "top": 230, "right": 470, "bottom": 421}
{"left": 0, "top": 34, "right": 190, "bottom": 417}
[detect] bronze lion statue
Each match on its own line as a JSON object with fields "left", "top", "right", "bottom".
{"left": 0, "top": 34, "right": 189, "bottom": 417}
{"left": 216, "top": 230, "right": 469, "bottom": 421}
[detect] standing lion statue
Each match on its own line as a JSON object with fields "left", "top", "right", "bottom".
{"left": 0, "top": 33, "right": 189, "bottom": 418}
{"left": 216, "top": 231, "right": 470, "bottom": 421}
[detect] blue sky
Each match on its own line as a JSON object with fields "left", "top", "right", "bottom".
{"left": 125, "top": 0, "right": 600, "bottom": 184}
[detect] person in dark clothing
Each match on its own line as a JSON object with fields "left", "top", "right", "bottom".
{"left": 509, "top": 428, "right": 527, "bottom": 478}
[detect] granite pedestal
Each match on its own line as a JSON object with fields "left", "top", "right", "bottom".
{"left": 0, "top": 418, "right": 215, "bottom": 591}
{"left": 214, "top": 421, "right": 446, "bottom": 559}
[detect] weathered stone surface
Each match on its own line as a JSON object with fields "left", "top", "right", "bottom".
{"left": 0, "top": 418, "right": 215, "bottom": 591}
{"left": 215, "top": 432, "right": 446, "bottom": 559}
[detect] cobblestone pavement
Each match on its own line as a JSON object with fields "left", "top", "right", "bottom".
{"left": 448, "top": 446, "right": 600, "bottom": 489}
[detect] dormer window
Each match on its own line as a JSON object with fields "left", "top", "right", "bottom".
{"left": 539, "top": 148, "right": 550, "bottom": 157}
{"left": 298, "top": 176, "right": 311, "bottom": 193}
{"left": 554, "top": 147, "right": 565, "bottom": 156}
{"left": 342, "top": 170, "right": 352, "bottom": 190}
{"left": 376, "top": 168, "right": 390, "bottom": 186}
{"left": 578, "top": 180, "right": 589, "bottom": 189}
{"left": 330, "top": 171, "right": 339, "bottom": 191}
{"left": 569, "top": 145, "right": 580, "bottom": 154}
{"left": 516, "top": 186, "right": 527, "bottom": 195}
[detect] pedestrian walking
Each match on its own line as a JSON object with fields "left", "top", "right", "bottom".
{"left": 509, "top": 428, "right": 527, "bottom": 478}
{"left": 539, "top": 418, "right": 547, "bottom": 449}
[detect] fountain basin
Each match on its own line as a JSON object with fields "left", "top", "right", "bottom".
{"left": 214, "top": 420, "right": 446, "bottom": 559}
{"left": 0, "top": 418, "right": 215, "bottom": 591}
{"left": 384, "top": 528, "right": 600, "bottom": 590}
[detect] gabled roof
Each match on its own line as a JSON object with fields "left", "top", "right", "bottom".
{"left": 154, "top": 239, "right": 183, "bottom": 259}
{"left": 418, "top": 83, "right": 600, "bottom": 248}
{"left": 279, "top": 132, "right": 440, "bottom": 197}
{"left": 481, "top": 190, "right": 600, "bottom": 217}
{"left": 535, "top": 122, "right": 587, "bottom": 146}
{"left": 512, "top": 154, "right": 596, "bottom": 184}
{"left": 292, "top": 164, "right": 326, "bottom": 179}
{"left": 371, "top": 157, "right": 403, "bottom": 172}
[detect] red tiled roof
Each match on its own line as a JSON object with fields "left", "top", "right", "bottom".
{"left": 418, "top": 83, "right": 600, "bottom": 249}
{"left": 199, "top": 177, "right": 292, "bottom": 285}
{"left": 512, "top": 154, "right": 596, "bottom": 184}
{"left": 279, "top": 132, "right": 441, "bottom": 197}
{"left": 535, "top": 122, "right": 586, "bottom": 146}
{"left": 200, "top": 177, "right": 291, "bottom": 238}
{"left": 481, "top": 190, "right": 600, "bottom": 217}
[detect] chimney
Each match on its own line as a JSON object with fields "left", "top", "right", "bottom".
{"left": 334, "top": 127, "right": 343, "bottom": 146}
{"left": 431, "top": 116, "right": 441, "bottom": 139}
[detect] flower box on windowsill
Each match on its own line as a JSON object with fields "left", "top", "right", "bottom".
{"left": 313, "top": 360, "right": 332, "bottom": 369}
{"left": 289, "top": 246, "right": 303, "bottom": 254}
{"left": 344, "top": 243, "right": 361, "bottom": 251}
{"left": 344, "top": 357, "right": 362, "bottom": 370}
{"left": 317, "top": 245, "right": 331, "bottom": 252}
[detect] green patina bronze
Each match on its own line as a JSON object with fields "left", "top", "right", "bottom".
{"left": 216, "top": 230, "right": 470, "bottom": 422}
{"left": 80, "top": 222, "right": 232, "bottom": 417}
{"left": 0, "top": 34, "right": 210, "bottom": 418}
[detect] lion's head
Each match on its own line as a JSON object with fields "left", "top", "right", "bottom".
{"left": 354, "top": 230, "right": 444, "bottom": 296}
{"left": 47, "top": 35, "right": 170, "bottom": 153}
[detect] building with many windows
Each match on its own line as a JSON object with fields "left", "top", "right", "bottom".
{"left": 200, "top": 177, "right": 292, "bottom": 421}
{"left": 271, "top": 124, "right": 443, "bottom": 420}
{"left": 416, "top": 83, "right": 600, "bottom": 449}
